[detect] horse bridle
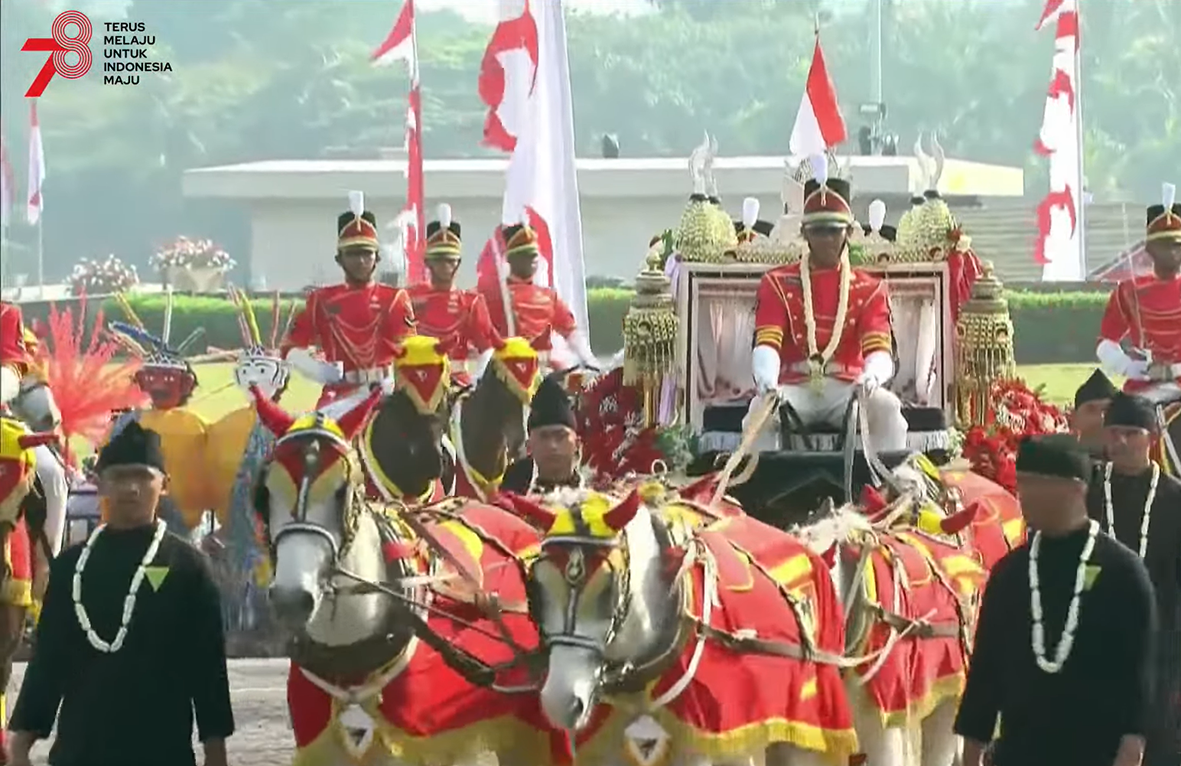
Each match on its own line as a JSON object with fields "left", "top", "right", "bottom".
{"left": 530, "top": 534, "right": 633, "bottom": 660}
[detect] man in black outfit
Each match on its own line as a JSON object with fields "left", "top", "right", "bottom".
{"left": 500, "top": 372, "right": 585, "bottom": 495}
{"left": 8, "top": 422, "right": 234, "bottom": 766}
{"left": 1072, "top": 368, "right": 1119, "bottom": 459}
{"left": 955, "top": 433, "right": 1157, "bottom": 766}
{"left": 1088, "top": 392, "right": 1181, "bottom": 765}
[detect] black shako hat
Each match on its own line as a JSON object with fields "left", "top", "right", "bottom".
{"left": 1015, "top": 433, "right": 1092, "bottom": 483}
{"left": 95, "top": 420, "right": 166, "bottom": 474}
{"left": 1074, "top": 369, "right": 1118, "bottom": 409}
{"left": 1104, "top": 392, "right": 1157, "bottom": 431}
{"left": 528, "top": 373, "right": 576, "bottom": 432}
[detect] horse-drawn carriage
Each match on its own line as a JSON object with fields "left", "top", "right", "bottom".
{"left": 619, "top": 141, "right": 1016, "bottom": 523}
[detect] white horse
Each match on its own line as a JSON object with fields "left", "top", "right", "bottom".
{"left": 8, "top": 375, "right": 69, "bottom": 560}
{"left": 791, "top": 491, "right": 979, "bottom": 766}
{"left": 509, "top": 486, "right": 858, "bottom": 766}
{"left": 253, "top": 388, "right": 546, "bottom": 766}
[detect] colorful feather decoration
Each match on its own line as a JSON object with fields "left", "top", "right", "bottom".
{"left": 36, "top": 300, "right": 148, "bottom": 451}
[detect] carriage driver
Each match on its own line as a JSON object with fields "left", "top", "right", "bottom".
{"left": 1096, "top": 182, "right": 1181, "bottom": 406}
{"left": 747, "top": 171, "right": 908, "bottom": 452}
{"left": 281, "top": 191, "right": 417, "bottom": 412}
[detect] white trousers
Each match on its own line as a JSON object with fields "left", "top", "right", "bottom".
{"left": 32, "top": 444, "right": 69, "bottom": 557}
{"left": 1138, "top": 381, "right": 1181, "bottom": 406}
{"left": 743, "top": 378, "right": 909, "bottom": 453}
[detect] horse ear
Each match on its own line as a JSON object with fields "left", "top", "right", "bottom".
{"left": 17, "top": 432, "right": 58, "bottom": 450}
{"left": 939, "top": 500, "right": 982, "bottom": 536}
{"left": 528, "top": 329, "right": 551, "bottom": 351}
{"left": 393, "top": 344, "right": 408, "bottom": 360}
{"left": 602, "top": 488, "right": 641, "bottom": 532}
{"left": 504, "top": 492, "right": 558, "bottom": 531}
{"left": 336, "top": 386, "right": 383, "bottom": 439}
{"left": 251, "top": 385, "right": 296, "bottom": 435}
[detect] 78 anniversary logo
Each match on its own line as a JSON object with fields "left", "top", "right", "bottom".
{"left": 23, "top": 10, "right": 172, "bottom": 97}
{"left": 22, "top": 10, "right": 93, "bottom": 97}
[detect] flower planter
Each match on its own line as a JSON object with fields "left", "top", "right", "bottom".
{"left": 164, "top": 265, "right": 226, "bottom": 293}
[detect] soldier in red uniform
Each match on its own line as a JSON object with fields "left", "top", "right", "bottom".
{"left": 1097, "top": 182, "right": 1181, "bottom": 405}
{"left": 281, "top": 191, "right": 417, "bottom": 411}
{"left": 480, "top": 223, "right": 597, "bottom": 371}
{"left": 405, "top": 204, "right": 497, "bottom": 387}
{"left": 748, "top": 173, "right": 908, "bottom": 452}
{"left": 0, "top": 301, "right": 33, "bottom": 408}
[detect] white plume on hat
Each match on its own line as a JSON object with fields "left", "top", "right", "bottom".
{"left": 868, "top": 199, "right": 886, "bottom": 233}
{"left": 348, "top": 190, "right": 365, "bottom": 216}
{"left": 742, "top": 197, "right": 759, "bottom": 228}
{"left": 1164, "top": 182, "right": 1177, "bottom": 211}
{"left": 438, "top": 202, "right": 452, "bottom": 229}
{"left": 811, "top": 153, "right": 829, "bottom": 186}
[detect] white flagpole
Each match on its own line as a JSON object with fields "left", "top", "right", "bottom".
{"left": 36, "top": 217, "right": 44, "bottom": 295}
{"left": 1073, "top": 0, "right": 1087, "bottom": 278}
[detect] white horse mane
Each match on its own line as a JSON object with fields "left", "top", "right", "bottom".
{"left": 793, "top": 502, "right": 876, "bottom": 554}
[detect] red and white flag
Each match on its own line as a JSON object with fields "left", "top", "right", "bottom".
{"left": 789, "top": 36, "right": 847, "bottom": 157}
{"left": 476, "top": 0, "right": 588, "bottom": 337}
{"left": 0, "top": 127, "right": 15, "bottom": 230}
{"left": 1033, "top": 0, "right": 1084, "bottom": 281}
{"left": 27, "top": 102, "right": 45, "bottom": 226}
{"left": 372, "top": 0, "right": 426, "bottom": 284}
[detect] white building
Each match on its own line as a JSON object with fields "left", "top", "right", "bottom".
{"left": 182, "top": 155, "right": 1023, "bottom": 290}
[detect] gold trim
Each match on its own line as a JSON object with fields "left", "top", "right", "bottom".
{"left": 1145, "top": 229, "right": 1181, "bottom": 243}
{"left": 337, "top": 236, "right": 379, "bottom": 250}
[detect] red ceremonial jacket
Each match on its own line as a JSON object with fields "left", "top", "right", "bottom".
{"left": 480, "top": 276, "right": 577, "bottom": 351}
{"left": 0, "top": 302, "right": 33, "bottom": 376}
{"left": 404, "top": 284, "right": 497, "bottom": 367}
{"left": 1098, "top": 273, "right": 1181, "bottom": 391}
{"left": 281, "top": 282, "right": 416, "bottom": 373}
{"left": 753, "top": 263, "right": 893, "bottom": 385}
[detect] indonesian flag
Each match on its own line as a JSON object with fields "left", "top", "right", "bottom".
{"left": 0, "top": 128, "right": 14, "bottom": 230}
{"left": 476, "top": 0, "right": 589, "bottom": 338}
{"left": 372, "top": 0, "right": 426, "bottom": 284}
{"left": 27, "top": 102, "right": 45, "bottom": 226}
{"left": 1033, "top": 0, "right": 1084, "bottom": 281}
{"left": 789, "top": 36, "right": 847, "bottom": 157}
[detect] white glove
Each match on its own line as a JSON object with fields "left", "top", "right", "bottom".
{"left": 287, "top": 348, "right": 343, "bottom": 385}
{"left": 1125, "top": 359, "right": 1151, "bottom": 381}
{"left": 0, "top": 365, "right": 19, "bottom": 405}
{"left": 860, "top": 350, "right": 895, "bottom": 394}
{"left": 568, "top": 331, "right": 600, "bottom": 371}
{"left": 471, "top": 348, "right": 494, "bottom": 383}
{"left": 379, "top": 376, "right": 396, "bottom": 396}
{"left": 751, "top": 346, "right": 780, "bottom": 394}
{"left": 858, "top": 371, "right": 882, "bottom": 394}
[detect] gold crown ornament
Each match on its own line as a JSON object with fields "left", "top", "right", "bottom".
{"left": 623, "top": 250, "right": 679, "bottom": 427}
{"left": 675, "top": 133, "right": 734, "bottom": 263}
{"left": 954, "top": 261, "right": 1018, "bottom": 428}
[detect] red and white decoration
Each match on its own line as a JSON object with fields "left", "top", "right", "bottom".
{"left": 372, "top": 0, "right": 426, "bottom": 284}
{"left": 0, "top": 127, "right": 14, "bottom": 230}
{"left": 476, "top": 0, "right": 589, "bottom": 357}
{"left": 788, "top": 34, "right": 847, "bottom": 158}
{"left": 27, "top": 102, "right": 45, "bottom": 226}
{"left": 1033, "top": 0, "right": 1084, "bottom": 281}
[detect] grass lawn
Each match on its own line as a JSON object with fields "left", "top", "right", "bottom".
{"left": 179, "top": 362, "right": 1098, "bottom": 424}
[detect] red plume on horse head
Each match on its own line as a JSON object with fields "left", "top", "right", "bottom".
{"left": 250, "top": 385, "right": 296, "bottom": 435}
{"left": 17, "top": 432, "right": 59, "bottom": 450}
{"left": 335, "top": 385, "right": 384, "bottom": 439}
{"left": 939, "top": 500, "right": 983, "bottom": 536}
{"left": 601, "top": 488, "right": 641, "bottom": 532}
{"left": 504, "top": 492, "right": 558, "bottom": 530}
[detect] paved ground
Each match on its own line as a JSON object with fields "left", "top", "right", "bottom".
{"left": 10, "top": 658, "right": 296, "bottom": 765}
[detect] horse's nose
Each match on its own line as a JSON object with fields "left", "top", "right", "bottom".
{"left": 268, "top": 584, "right": 316, "bottom": 627}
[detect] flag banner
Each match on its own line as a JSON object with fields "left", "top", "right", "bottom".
{"left": 372, "top": 0, "right": 425, "bottom": 284}
{"left": 478, "top": 0, "right": 589, "bottom": 345}
{"left": 789, "top": 37, "right": 847, "bottom": 157}
{"left": 27, "top": 103, "right": 45, "bottom": 226}
{"left": 1033, "top": 0, "right": 1084, "bottom": 281}
{"left": 0, "top": 129, "right": 15, "bottom": 230}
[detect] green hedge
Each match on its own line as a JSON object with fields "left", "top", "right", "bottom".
{"left": 14, "top": 289, "right": 1110, "bottom": 365}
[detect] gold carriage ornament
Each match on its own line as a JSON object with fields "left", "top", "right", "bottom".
{"left": 623, "top": 248, "right": 679, "bottom": 428}
{"left": 674, "top": 132, "right": 737, "bottom": 264}
{"left": 894, "top": 133, "right": 972, "bottom": 264}
{"left": 954, "top": 261, "right": 1018, "bottom": 428}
